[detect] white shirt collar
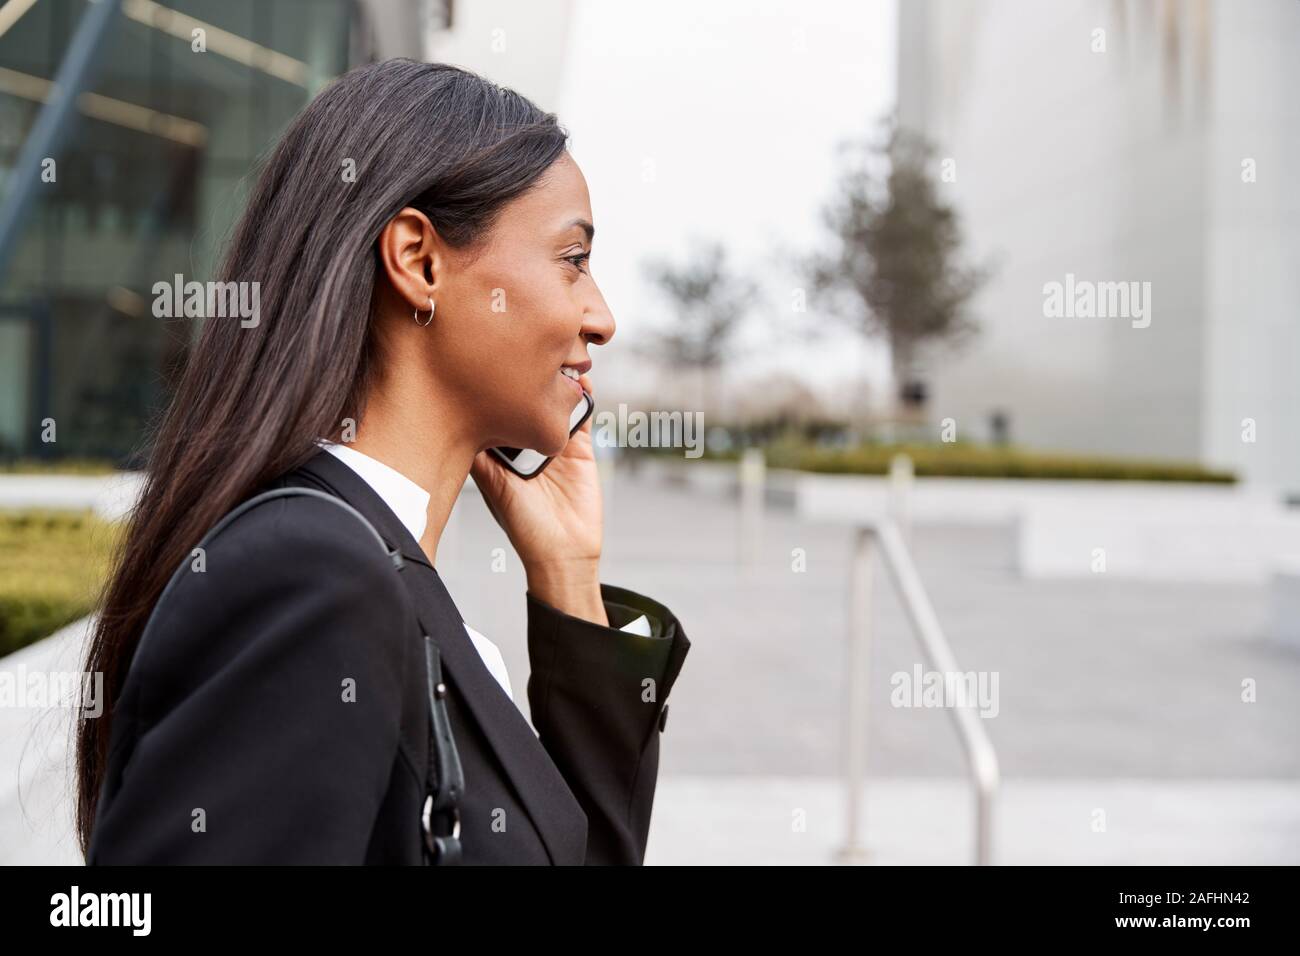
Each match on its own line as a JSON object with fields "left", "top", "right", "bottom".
{"left": 317, "top": 441, "right": 430, "bottom": 544}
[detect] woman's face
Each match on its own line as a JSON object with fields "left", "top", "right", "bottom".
{"left": 429, "top": 151, "right": 615, "bottom": 457}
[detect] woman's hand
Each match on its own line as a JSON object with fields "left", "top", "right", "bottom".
{"left": 469, "top": 373, "right": 608, "bottom": 625}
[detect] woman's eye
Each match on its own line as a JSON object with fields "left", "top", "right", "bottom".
{"left": 565, "top": 251, "right": 591, "bottom": 273}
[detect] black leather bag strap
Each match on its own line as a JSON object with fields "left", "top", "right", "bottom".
{"left": 421, "top": 635, "right": 464, "bottom": 864}
{"left": 127, "top": 485, "right": 464, "bottom": 865}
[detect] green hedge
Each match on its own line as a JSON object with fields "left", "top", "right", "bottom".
{"left": 679, "top": 442, "right": 1236, "bottom": 483}
{"left": 0, "top": 459, "right": 118, "bottom": 475}
{"left": 0, "top": 510, "right": 120, "bottom": 657}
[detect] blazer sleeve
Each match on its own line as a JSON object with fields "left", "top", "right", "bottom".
{"left": 525, "top": 583, "right": 691, "bottom": 865}
{"left": 88, "top": 497, "right": 417, "bottom": 865}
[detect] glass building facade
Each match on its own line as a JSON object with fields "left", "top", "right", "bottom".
{"left": 0, "top": 0, "right": 426, "bottom": 464}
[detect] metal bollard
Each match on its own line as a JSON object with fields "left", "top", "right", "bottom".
{"left": 738, "top": 447, "right": 765, "bottom": 568}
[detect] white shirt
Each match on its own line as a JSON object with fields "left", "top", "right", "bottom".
{"left": 318, "top": 442, "right": 650, "bottom": 707}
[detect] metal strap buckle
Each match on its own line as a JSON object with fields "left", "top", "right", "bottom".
{"left": 422, "top": 794, "right": 462, "bottom": 864}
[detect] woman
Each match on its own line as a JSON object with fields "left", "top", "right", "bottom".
{"left": 76, "top": 58, "right": 690, "bottom": 865}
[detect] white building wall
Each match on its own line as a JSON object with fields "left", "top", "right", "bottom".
{"left": 425, "top": 0, "right": 574, "bottom": 112}
{"left": 899, "top": 0, "right": 1299, "bottom": 493}
{"left": 1202, "top": 0, "right": 1300, "bottom": 494}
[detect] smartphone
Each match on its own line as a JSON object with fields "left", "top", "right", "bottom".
{"left": 488, "top": 389, "right": 595, "bottom": 479}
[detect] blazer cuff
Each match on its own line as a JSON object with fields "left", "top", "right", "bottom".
{"left": 602, "top": 586, "right": 670, "bottom": 637}
{"left": 525, "top": 583, "right": 690, "bottom": 730}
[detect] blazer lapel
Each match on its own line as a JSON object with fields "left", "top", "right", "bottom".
{"left": 288, "top": 450, "right": 588, "bottom": 865}
{"left": 399, "top": 564, "right": 588, "bottom": 865}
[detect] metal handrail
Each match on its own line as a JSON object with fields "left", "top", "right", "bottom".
{"left": 838, "top": 519, "right": 1000, "bottom": 865}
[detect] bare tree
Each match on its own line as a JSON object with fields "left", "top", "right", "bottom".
{"left": 805, "top": 118, "right": 990, "bottom": 415}
{"left": 641, "top": 239, "right": 757, "bottom": 415}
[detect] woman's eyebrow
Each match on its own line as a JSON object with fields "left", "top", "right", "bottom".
{"left": 562, "top": 217, "right": 595, "bottom": 243}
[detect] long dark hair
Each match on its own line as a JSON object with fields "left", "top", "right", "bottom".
{"left": 75, "top": 58, "right": 568, "bottom": 856}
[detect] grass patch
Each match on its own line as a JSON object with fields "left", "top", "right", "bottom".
{"left": 669, "top": 441, "right": 1236, "bottom": 483}
{"left": 0, "top": 510, "right": 121, "bottom": 657}
{"left": 0, "top": 459, "right": 119, "bottom": 475}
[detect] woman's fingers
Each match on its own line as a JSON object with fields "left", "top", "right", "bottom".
{"left": 578, "top": 373, "right": 595, "bottom": 435}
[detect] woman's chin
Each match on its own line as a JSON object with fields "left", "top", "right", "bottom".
{"left": 539, "top": 433, "right": 569, "bottom": 458}
{"left": 513, "top": 423, "right": 567, "bottom": 459}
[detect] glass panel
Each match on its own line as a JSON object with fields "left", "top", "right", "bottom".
{"left": 0, "top": 0, "right": 361, "bottom": 463}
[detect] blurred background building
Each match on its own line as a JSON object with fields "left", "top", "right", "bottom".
{"left": 898, "top": 0, "right": 1300, "bottom": 495}
{"left": 0, "top": 0, "right": 434, "bottom": 464}
{"left": 426, "top": 0, "right": 571, "bottom": 111}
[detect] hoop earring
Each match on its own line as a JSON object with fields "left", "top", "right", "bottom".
{"left": 414, "top": 297, "right": 435, "bottom": 327}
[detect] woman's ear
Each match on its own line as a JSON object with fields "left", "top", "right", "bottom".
{"left": 377, "top": 207, "right": 441, "bottom": 312}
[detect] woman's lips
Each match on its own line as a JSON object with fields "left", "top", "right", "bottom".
{"left": 558, "top": 369, "right": 583, "bottom": 397}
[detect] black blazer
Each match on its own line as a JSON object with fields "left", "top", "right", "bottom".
{"left": 88, "top": 449, "right": 691, "bottom": 865}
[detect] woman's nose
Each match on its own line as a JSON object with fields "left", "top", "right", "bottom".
{"left": 581, "top": 293, "right": 615, "bottom": 346}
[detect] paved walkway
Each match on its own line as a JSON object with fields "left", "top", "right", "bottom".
{"left": 449, "top": 469, "right": 1300, "bottom": 863}
{"left": 646, "top": 777, "right": 1300, "bottom": 865}
{"left": 445, "top": 470, "right": 1300, "bottom": 781}
{"left": 0, "top": 619, "right": 87, "bottom": 865}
